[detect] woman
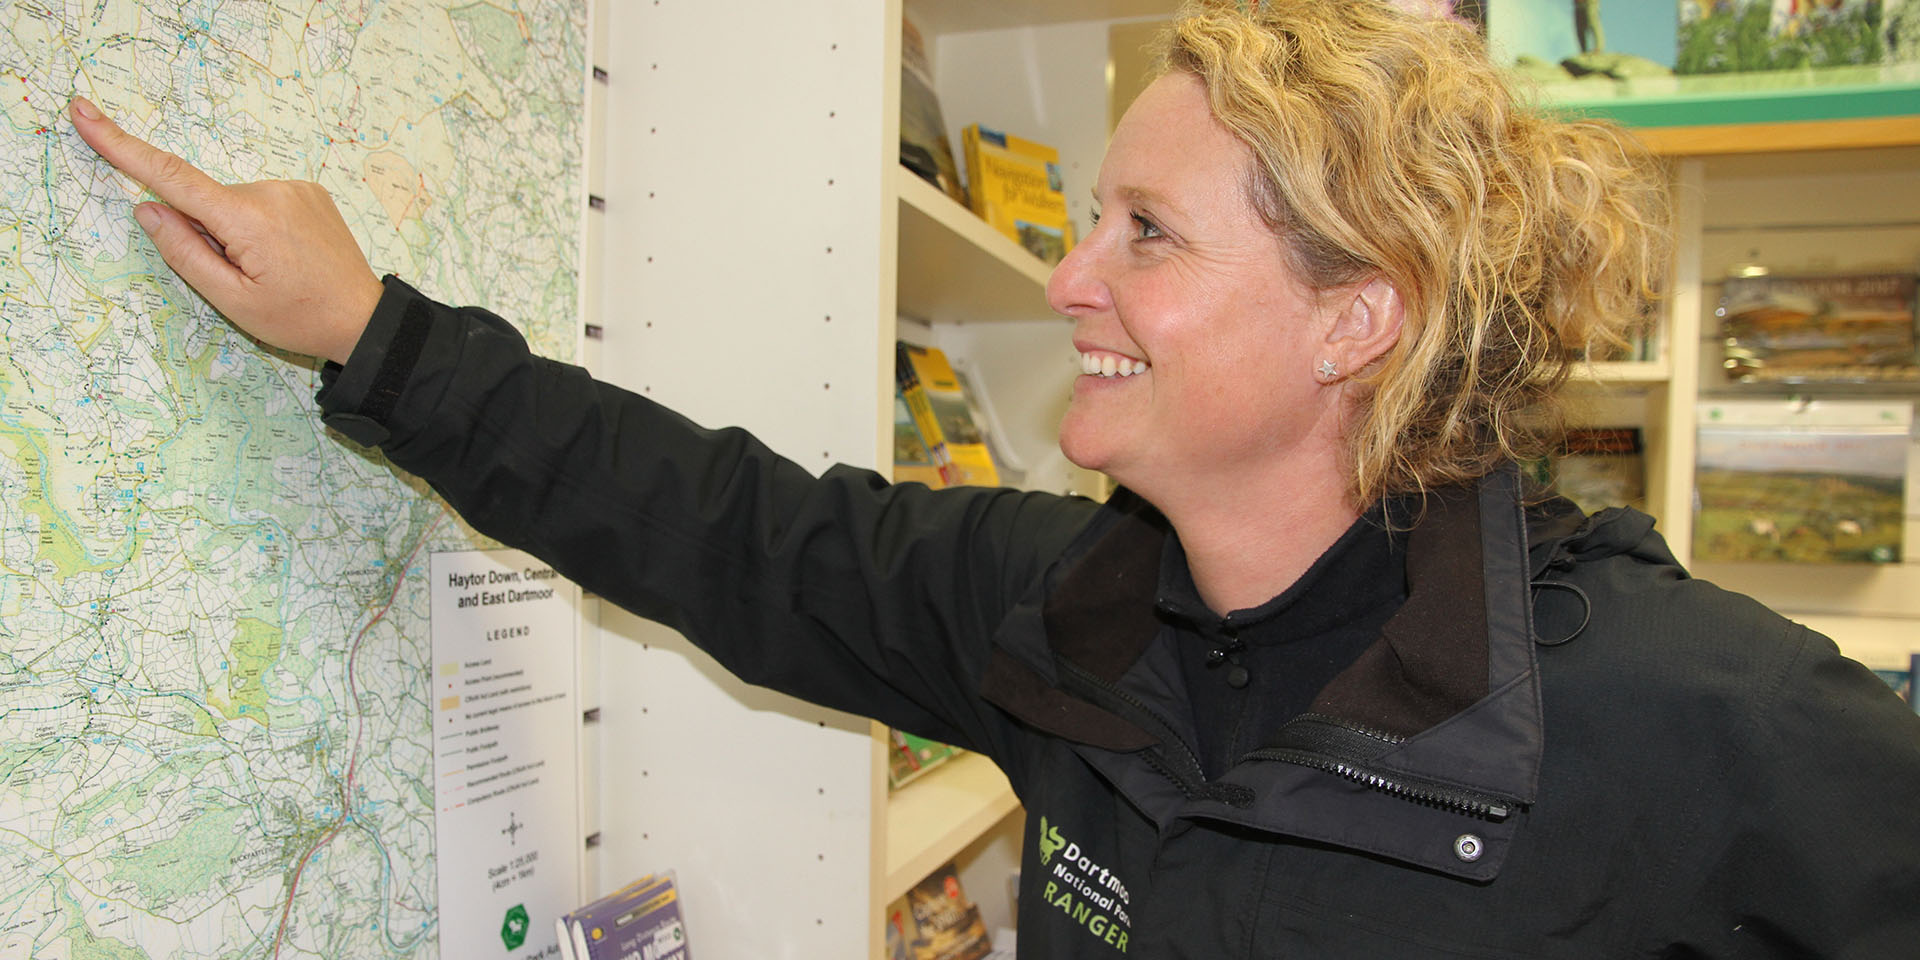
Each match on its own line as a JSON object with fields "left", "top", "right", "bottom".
{"left": 70, "top": 0, "right": 1918, "bottom": 956}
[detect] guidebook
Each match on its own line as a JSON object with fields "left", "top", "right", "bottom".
{"left": 898, "top": 341, "right": 1001, "bottom": 488}
{"left": 961, "top": 123, "right": 1074, "bottom": 265}
{"left": 890, "top": 862, "right": 994, "bottom": 960}
{"left": 1543, "top": 427, "right": 1646, "bottom": 514}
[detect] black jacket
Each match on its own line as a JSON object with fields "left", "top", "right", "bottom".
{"left": 321, "top": 278, "right": 1920, "bottom": 958}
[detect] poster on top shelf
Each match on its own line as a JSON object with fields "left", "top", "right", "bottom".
{"left": 1718, "top": 273, "right": 1919, "bottom": 384}
{"left": 1692, "top": 399, "right": 1912, "bottom": 564}
{"left": 1483, "top": 0, "right": 1920, "bottom": 129}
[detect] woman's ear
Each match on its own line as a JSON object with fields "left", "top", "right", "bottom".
{"left": 1321, "top": 276, "right": 1404, "bottom": 380}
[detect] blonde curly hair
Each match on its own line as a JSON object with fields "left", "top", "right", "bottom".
{"left": 1157, "top": 0, "right": 1671, "bottom": 505}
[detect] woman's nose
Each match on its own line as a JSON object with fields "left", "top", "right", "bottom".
{"left": 1045, "top": 227, "right": 1109, "bottom": 318}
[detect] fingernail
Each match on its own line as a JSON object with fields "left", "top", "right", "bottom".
{"left": 133, "top": 205, "right": 160, "bottom": 233}
{"left": 71, "top": 96, "right": 103, "bottom": 120}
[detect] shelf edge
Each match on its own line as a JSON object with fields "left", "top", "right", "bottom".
{"left": 895, "top": 166, "right": 1055, "bottom": 290}
{"left": 881, "top": 751, "right": 1020, "bottom": 903}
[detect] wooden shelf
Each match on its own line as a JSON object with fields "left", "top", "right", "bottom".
{"left": 1580, "top": 358, "right": 1673, "bottom": 385}
{"left": 1786, "top": 613, "right": 1920, "bottom": 671}
{"left": 882, "top": 750, "right": 1019, "bottom": 904}
{"left": 1638, "top": 115, "right": 1920, "bottom": 157}
{"left": 895, "top": 166, "right": 1056, "bottom": 325}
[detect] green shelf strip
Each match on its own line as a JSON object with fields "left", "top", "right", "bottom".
{"left": 1531, "top": 64, "right": 1920, "bottom": 129}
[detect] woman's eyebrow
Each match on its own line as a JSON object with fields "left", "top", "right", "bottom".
{"left": 1100, "top": 185, "right": 1181, "bottom": 217}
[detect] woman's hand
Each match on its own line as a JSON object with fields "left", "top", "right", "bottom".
{"left": 68, "top": 96, "right": 383, "bottom": 366}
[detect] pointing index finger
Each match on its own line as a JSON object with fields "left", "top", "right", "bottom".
{"left": 69, "top": 96, "right": 232, "bottom": 223}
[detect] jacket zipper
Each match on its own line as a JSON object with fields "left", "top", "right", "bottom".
{"left": 1054, "top": 663, "right": 1514, "bottom": 818}
{"left": 1054, "top": 658, "right": 1211, "bottom": 789}
{"left": 1245, "top": 718, "right": 1519, "bottom": 820}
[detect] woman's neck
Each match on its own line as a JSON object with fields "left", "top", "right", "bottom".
{"left": 1154, "top": 467, "right": 1362, "bottom": 615}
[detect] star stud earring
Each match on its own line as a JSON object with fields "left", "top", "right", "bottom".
{"left": 1317, "top": 359, "right": 1338, "bottom": 380}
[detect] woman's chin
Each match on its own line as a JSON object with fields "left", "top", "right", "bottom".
{"left": 1057, "top": 417, "right": 1114, "bottom": 477}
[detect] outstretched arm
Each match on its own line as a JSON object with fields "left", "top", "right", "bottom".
{"left": 67, "top": 96, "right": 381, "bottom": 364}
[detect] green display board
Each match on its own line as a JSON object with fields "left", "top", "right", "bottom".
{"left": 1484, "top": 0, "right": 1920, "bottom": 127}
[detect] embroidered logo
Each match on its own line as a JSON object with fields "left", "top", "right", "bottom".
{"left": 1039, "top": 816, "right": 1067, "bottom": 866}
{"left": 1033, "top": 815, "right": 1132, "bottom": 953}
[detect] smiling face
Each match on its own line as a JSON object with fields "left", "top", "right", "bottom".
{"left": 1049, "top": 72, "right": 1342, "bottom": 504}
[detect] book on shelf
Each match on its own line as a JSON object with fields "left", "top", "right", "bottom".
{"left": 885, "top": 897, "right": 915, "bottom": 960}
{"left": 556, "top": 871, "right": 688, "bottom": 960}
{"left": 888, "top": 727, "right": 960, "bottom": 790}
{"left": 898, "top": 342, "right": 1001, "bottom": 488}
{"left": 960, "top": 123, "right": 1075, "bottom": 266}
{"left": 1692, "top": 398, "right": 1912, "bottom": 564}
{"left": 1532, "top": 427, "right": 1646, "bottom": 514}
{"left": 887, "top": 861, "right": 994, "bottom": 960}
{"left": 899, "top": 14, "right": 966, "bottom": 206}
{"left": 947, "top": 355, "right": 1028, "bottom": 488}
{"left": 1871, "top": 660, "right": 1913, "bottom": 708}
{"left": 1896, "top": 648, "right": 1912, "bottom": 718}
{"left": 1719, "top": 272, "right": 1918, "bottom": 384}
{"left": 896, "top": 342, "right": 964, "bottom": 488}
{"left": 894, "top": 387, "right": 948, "bottom": 488}
{"left": 1870, "top": 653, "right": 1920, "bottom": 716}
{"left": 891, "top": 343, "right": 1000, "bottom": 789}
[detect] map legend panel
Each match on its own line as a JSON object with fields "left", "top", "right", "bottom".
{"left": 430, "top": 548, "right": 580, "bottom": 960}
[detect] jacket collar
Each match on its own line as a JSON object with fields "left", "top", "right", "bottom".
{"left": 981, "top": 466, "right": 1550, "bottom": 880}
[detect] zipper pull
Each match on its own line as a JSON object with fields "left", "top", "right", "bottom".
{"left": 1206, "top": 626, "right": 1249, "bottom": 687}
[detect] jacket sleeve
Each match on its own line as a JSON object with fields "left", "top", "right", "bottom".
{"left": 1656, "top": 621, "right": 1920, "bottom": 958}
{"left": 316, "top": 276, "right": 1101, "bottom": 757}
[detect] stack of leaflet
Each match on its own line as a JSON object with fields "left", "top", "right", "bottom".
{"left": 556, "top": 872, "right": 689, "bottom": 960}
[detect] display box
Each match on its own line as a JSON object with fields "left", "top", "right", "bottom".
{"left": 1693, "top": 399, "right": 1912, "bottom": 563}
{"left": 1719, "top": 273, "right": 1918, "bottom": 384}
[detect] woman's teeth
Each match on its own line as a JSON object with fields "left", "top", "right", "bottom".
{"left": 1080, "top": 353, "right": 1148, "bottom": 378}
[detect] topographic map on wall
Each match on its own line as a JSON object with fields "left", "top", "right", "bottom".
{"left": 0, "top": 2, "right": 584, "bottom": 957}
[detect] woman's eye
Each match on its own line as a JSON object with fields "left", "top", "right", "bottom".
{"left": 1091, "top": 209, "right": 1163, "bottom": 242}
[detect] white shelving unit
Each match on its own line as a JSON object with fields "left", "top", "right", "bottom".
{"left": 1566, "top": 139, "right": 1920, "bottom": 671}
{"left": 584, "top": 2, "right": 891, "bottom": 957}
{"left": 1670, "top": 144, "right": 1920, "bottom": 671}
{"left": 576, "top": 2, "right": 1156, "bottom": 956}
